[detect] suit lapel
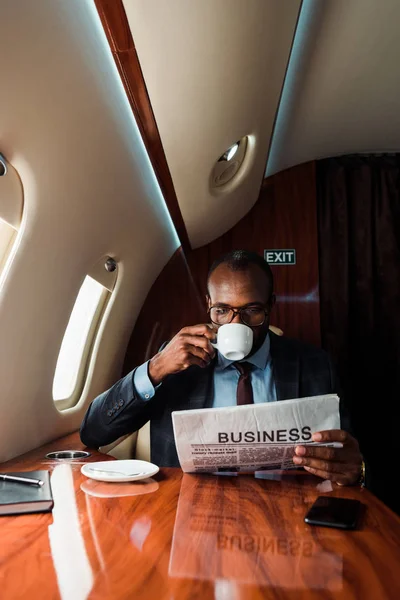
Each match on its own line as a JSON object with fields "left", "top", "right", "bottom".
{"left": 270, "top": 333, "right": 300, "bottom": 401}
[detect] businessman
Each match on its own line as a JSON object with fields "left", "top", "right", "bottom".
{"left": 80, "top": 250, "right": 363, "bottom": 485}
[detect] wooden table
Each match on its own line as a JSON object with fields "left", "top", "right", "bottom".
{"left": 1, "top": 432, "right": 400, "bottom": 599}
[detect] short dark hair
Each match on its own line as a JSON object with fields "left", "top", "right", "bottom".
{"left": 207, "top": 250, "right": 274, "bottom": 295}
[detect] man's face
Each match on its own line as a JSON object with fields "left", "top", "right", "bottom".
{"left": 207, "top": 264, "right": 275, "bottom": 355}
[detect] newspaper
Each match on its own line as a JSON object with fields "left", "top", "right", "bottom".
{"left": 172, "top": 394, "right": 340, "bottom": 473}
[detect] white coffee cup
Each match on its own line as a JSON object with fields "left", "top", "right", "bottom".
{"left": 213, "top": 323, "right": 253, "bottom": 360}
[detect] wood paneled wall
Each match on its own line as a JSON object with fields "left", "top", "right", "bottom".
{"left": 123, "top": 248, "right": 204, "bottom": 373}
{"left": 188, "top": 161, "right": 320, "bottom": 345}
{"left": 94, "top": 0, "right": 190, "bottom": 251}
{"left": 124, "top": 162, "right": 320, "bottom": 374}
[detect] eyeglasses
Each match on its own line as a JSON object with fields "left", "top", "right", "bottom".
{"left": 208, "top": 304, "right": 269, "bottom": 327}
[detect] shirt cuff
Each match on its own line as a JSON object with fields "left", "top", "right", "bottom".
{"left": 133, "top": 360, "right": 160, "bottom": 401}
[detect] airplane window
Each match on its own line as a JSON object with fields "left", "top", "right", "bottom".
{"left": 53, "top": 275, "right": 109, "bottom": 407}
{"left": 0, "top": 218, "right": 16, "bottom": 273}
{"left": 0, "top": 155, "right": 23, "bottom": 278}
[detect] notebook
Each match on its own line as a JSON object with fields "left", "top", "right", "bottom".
{"left": 0, "top": 470, "right": 53, "bottom": 516}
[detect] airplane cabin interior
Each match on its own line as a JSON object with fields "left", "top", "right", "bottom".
{"left": 0, "top": 1, "right": 399, "bottom": 599}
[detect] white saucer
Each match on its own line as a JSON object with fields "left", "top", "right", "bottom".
{"left": 81, "top": 459, "right": 159, "bottom": 483}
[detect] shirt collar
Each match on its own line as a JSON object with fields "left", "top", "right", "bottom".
{"left": 217, "top": 332, "right": 271, "bottom": 371}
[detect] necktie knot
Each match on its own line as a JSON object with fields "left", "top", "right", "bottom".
{"left": 234, "top": 361, "right": 252, "bottom": 376}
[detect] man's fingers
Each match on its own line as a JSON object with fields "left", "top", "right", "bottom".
{"left": 181, "top": 352, "right": 209, "bottom": 370}
{"left": 295, "top": 446, "right": 362, "bottom": 473}
{"left": 303, "top": 466, "right": 349, "bottom": 484}
{"left": 152, "top": 325, "right": 217, "bottom": 382}
{"left": 182, "top": 356, "right": 209, "bottom": 370}
{"left": 184, "top": 344, "right": 213, "bottom": 366}
{"left": 294, "top": 454, "right": 362, "bottom": 485}
{"left": 312, "top": 430, "right": 351, "bottom": 445}
{"left": 181, "top": 335, "right": 215, "bottom": 358}
{"left": 295, "top": 441, "right": 361, "bottom": 466}
{"left": 295, "top": 445, "right": 339, "bottom": 461}
{"left": 293, "top": 456, "right": 348, "bottom": 474}
{"left": 181, "top": 324, "right": 217, "bottom": 341}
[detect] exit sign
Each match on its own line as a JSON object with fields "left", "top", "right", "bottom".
{"left": 264, "top": 249, "right": 296, "bottom": 265}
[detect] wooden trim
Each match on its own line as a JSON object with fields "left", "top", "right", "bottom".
{"left": 94, "top": 0, "right": 191, "bottom": 252}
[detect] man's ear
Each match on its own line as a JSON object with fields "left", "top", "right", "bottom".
{"left": 206, "top": 294, "right": 211, "bottom": 309}
{"left": 269, "top": 294, "right": 276, "bottom": 310}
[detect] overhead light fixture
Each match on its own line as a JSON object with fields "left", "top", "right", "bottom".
{"left": 219, "top": 141, "right": 240, "bottom": 162}
{"left": 212, "top": 137, "right": 248, "bottom": 188}
{"left": 226, "top": 143, "right": 239, "bottom": 161}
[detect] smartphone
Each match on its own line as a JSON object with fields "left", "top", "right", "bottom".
{"left": 304, "top": 496, "right": 362, "bottom": 530}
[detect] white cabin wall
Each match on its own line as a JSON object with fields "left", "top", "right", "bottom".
{"left": 0, "top": 0, "right": 179, "bottom": 461}
{"left": 266, "top": 0, "right": 400, "bottom": 176}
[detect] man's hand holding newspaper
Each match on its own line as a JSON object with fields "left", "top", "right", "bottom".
{"left": 172, "top": 394, "right": 362, "bottom": 485}
{"left": 293, "top": 428, "right": 362, "bottom": 485}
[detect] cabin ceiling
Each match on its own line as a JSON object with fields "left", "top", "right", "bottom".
{"left": 266, "top": 0, "right": 400, "bottom": 177}
{"left": 122, "top": 0, "right": 302, "bottom": 248}
{"left": 122, "top": 0, "right": 400, "bottom": 249}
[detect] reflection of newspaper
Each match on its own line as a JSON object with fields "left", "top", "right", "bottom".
{"left": 169, "top": 475, "right": 343, "bottom": 589}
{"left": 172, "top": 394, "right": 340, "bottom": 473}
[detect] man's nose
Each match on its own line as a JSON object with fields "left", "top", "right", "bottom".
{"left": 231, "top": 312, "right": 242, "bottom": 324}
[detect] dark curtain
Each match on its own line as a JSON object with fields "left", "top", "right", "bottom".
{"left": 317, "top": 155, "right": 400, "bottom": 514}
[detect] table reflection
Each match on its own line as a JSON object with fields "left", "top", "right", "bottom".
{"left": 169, "top": 474, "right": 343, "bottom": 591}
{"left": 49, "top": 464, "right": 93, "bottom": 600}
{"left": 77, "top": 472, "right": 169, "bottom": 598}
{"left": 80, "top": 477, "right": 159, "bottom": 498}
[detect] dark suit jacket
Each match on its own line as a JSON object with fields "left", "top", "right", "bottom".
{"left": 80, "top": 333, "right": 350, "bottom": 466}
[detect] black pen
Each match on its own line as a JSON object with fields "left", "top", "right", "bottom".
{"left": 0, "top": 473, "right": 44, "bottom": 487}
